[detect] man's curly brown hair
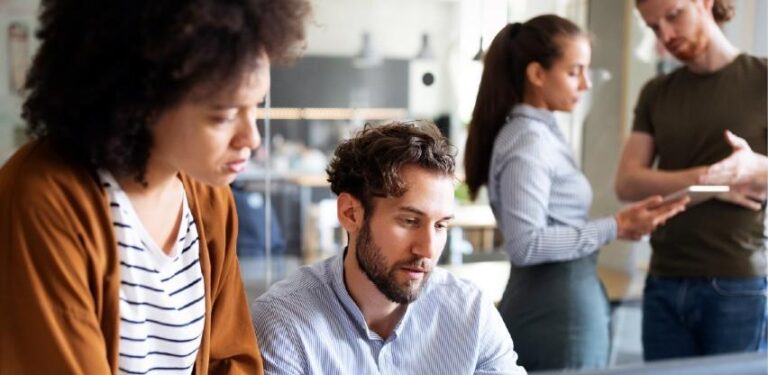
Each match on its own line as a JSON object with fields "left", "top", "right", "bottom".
{"left": 712, "top": 0, "right": 735, "bottom": 23}
{"left": 326, "top": 121, "right": 456, "bottom": 216}
{"left": 23, "top": 0, "right": 311, "bottom": 182}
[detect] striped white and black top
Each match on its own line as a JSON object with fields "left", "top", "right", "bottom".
{"left": 488, "top": 104, "right": 618, "bottom": 266}
{"left": 99, "top": 171, "right": 205, "bottom": 375}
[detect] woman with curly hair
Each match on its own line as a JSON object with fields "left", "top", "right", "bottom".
{"left": 0, "top": 0, "right": 310, "bottom": 373}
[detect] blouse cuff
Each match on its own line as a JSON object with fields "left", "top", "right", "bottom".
{"left": 594, "top": 216, "right": 618, "bottom": 246}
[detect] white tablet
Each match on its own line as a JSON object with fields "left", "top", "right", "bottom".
{"left": 663, "top": 185, "right": 730, "bottom": 206}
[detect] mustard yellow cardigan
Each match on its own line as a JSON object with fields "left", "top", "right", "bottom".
{"left": 0, "top": 139, "right": 263, "bottom": 374}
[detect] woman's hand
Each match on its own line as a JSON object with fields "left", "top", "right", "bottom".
{"left": 615, "top": 195, "right": 688, "bottom": 241}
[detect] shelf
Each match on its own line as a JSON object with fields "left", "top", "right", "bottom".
{"left": 255, "top": 107, "right": 408, "bottom": 121}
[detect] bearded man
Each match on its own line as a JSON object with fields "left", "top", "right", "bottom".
{"left": 252, "top": 121, "right": 525, "bottom": 374}
{"left": 615, "top": 0, "right": 768, "bottom": 361}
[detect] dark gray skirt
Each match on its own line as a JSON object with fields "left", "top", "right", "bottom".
{"left": 498, "top": 251, "right": 610, "bottom": 371}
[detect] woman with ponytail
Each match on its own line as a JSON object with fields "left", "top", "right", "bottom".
{"left": 463, "top": 15, "right": 687, "bottom": 370}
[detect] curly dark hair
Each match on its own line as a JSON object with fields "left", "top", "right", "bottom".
{"left": 326, "top": 121, "right": 456, "bottom": 216}
{"left": 23, "top": 0, "right": 311, "bottom": 182}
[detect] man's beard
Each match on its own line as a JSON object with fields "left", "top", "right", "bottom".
{"left": 355, "top": 219, "right": 430, "bottom": 304}
{"left": 668, "top": 22, "right": 709, "bottom": 62}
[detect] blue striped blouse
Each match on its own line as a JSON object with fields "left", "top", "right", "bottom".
{"left": 252, "top": 253, "right": 526, "bottom": 374}
{"left": 488, "top": 104, "right": 617, "bottom": 266}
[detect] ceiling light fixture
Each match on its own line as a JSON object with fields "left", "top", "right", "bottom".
{"left": 353, "top": 32, "right": 382, "bottom": 68}
{"left": 415, "top": 33, "right": 435, "bottom": 60}
{"left": 472, "top": 36, "right": 484, "bottom": 62}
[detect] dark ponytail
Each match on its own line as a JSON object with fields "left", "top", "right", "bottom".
{"left": 509, "top": 22, "right": 523, "bottom": 37}
{"left": 463, "top": 15, "right": 584, "bottom": 200}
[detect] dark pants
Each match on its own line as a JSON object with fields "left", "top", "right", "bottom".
{"left": 498, "top": 252, "right": 610, "bottom": 371}
{"left": 643, "top": 275, "right": 768, "bottom": 361}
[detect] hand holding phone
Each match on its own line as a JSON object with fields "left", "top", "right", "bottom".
{"left": 615, "top": 195, "right": 689, "bottom": 241}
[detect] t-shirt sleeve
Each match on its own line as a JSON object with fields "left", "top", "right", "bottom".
{"left": 632, "top": 77, "right": 663, "bottom": 135}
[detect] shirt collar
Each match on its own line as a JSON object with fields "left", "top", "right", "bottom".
{"left": 330, "top": 248, "right": 416, "bottom": 341}
{"left": 509, "top": 103, "right": 558, "bottom": 129}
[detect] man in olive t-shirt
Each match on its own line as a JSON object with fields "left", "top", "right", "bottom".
{"left": 615, "top": 0, "right": 768, "bottom": 361}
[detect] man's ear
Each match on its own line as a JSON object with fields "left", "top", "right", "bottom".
{"left": 526, "top": 61, "right": 546, "bottom": 88}
{"left": 337, "top": 192, "right": 365, "bottom": 234}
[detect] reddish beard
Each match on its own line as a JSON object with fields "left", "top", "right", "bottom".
{"left": 667, "top": 21, "right": 709, "bottom": 61}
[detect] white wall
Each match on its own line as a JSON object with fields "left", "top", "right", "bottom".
{"left": 305, "top": 0, "right": 457, "bottom": 60}
{"left": 0, "top": 0, "right": 39, "bottom": 163}
{"left": 302, "top": 0, "right": 464, "bottom": 144}
{"left": 723, "top": 0, "right": 768, "bottom": 56}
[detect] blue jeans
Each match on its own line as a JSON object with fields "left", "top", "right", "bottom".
{"left": 642, "top": 275, "right": 768, "bottom": 361}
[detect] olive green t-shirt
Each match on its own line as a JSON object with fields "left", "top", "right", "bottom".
{"left": 633, "top": 54, "right": 767, "bottom": 277}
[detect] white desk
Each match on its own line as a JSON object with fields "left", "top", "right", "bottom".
{"left": 451, "top": 204, "right": 499, "bottom": 251}
{"left": 440, "top": 261, "right": 644, "bottom": 304}
{"left": 452, "top": 204, "right": 496, "bottom": 228}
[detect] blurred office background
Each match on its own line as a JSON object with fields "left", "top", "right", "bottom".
{"left": 1, "top": 0, "right": 765, "bottom": 370}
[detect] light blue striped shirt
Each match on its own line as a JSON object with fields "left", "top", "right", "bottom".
{"left": 252, "top": 253, "right": 526, "bottom": 375}
{"left": 488, "top": 104, "right": 617, "bottom": 266}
